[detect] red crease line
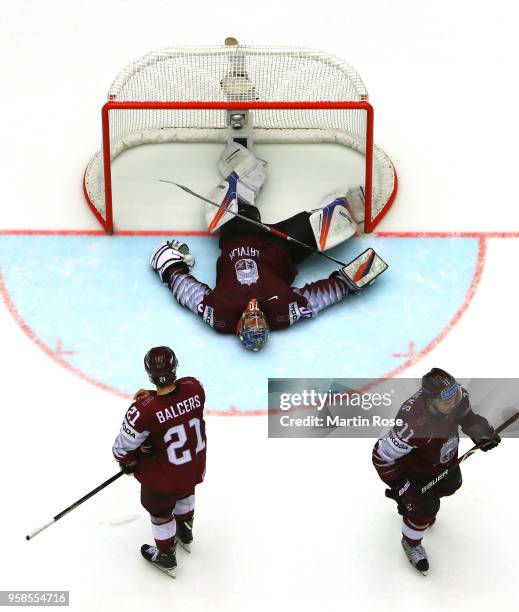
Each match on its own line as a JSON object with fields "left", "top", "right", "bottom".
{"left": 0, "top": 229, "right": 518, "bottom": 238}
{"left": 0, "top": 268, "right": 129, "bottom": 399}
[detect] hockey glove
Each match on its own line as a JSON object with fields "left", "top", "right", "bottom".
{"left": 332, "top": 248, "right": 388, "bottom": 292}
{"left": 150, "top": 240, "right": 195, "bottom": 283}
{"left": 472, "top": 427, "right": 501, "bottom": 452}
{"left": 139, "top": 441, "right": 156, "bottom": 457}
{"left": 388, "top": 479, "right": 421, "bottom": 514}
{"left": 331, "top": 268, "right": 359, "bottom": 293}
{"left": 120, "top": 460, "right": 138, "bottom": 475}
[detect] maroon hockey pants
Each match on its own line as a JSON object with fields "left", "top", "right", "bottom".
{"left": 401, "top": 467, "right": 462, "bottom": 545}
{"left": 140, "top": 485, "right": 195, "bottom": 552}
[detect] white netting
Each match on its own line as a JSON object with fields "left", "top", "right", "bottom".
{"left": 84, "top": 45, "right": 396, "bottom": 231}
{"left": 109, "top": 46, "right": 368, "bottom": 103}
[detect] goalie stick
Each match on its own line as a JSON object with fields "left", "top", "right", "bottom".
{"left": 26, "top": 470, "right": 125, "bottom": 540}
{"left": 160, "top": 179, "right": 354, "bottom": 267}
{"left": 419, "top": 410, "right": 519, "bottom": 495}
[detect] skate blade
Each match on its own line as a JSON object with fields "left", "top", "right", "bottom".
{"left": 145, "top": 560, "right": 177, "bottom": 579}
{"left": 178, "top": 540, "right": 192, "bottom": 553}
{"left": 156, "top": 564, "right": 177, "bottom": 579}
{"left": 408, "top": 560, "right": 428, "bottom": 577}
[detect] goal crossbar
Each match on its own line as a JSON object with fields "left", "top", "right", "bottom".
{"left": 86, "top": 100, "right": 385, "bottom": 234}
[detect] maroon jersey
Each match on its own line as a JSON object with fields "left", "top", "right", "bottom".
{"left": 372, "top": 388, "right": 489, "bottom": 483}
{"left": 167, "top": 234, "right": 351, "bottom": 333}
{"left": 112, "top": 377, "right": 206, "bottom": 493}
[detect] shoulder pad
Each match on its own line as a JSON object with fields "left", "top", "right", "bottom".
{"left": 134, "top": 391, "right": 156, "bottom": 408}
{"left": 395, "top": 392, "right": 431, "bottom": 440}
{"left": 177, "top": 376, "right": 199, "bottom": 386}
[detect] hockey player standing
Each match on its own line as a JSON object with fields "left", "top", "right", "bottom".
{"left": 112, "top": 346, "right": 206, "bottom": 577}
{"left": 372, "top": 368, "right": 501, "bottom": 573}
{"left": 150, "top": 142, "right": 387, "bottom": 351}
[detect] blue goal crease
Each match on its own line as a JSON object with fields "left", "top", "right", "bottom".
{"left": 0, "top": 236, "right": 480, "bottom": 413}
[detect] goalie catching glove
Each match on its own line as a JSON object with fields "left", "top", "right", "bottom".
{"left": 150, "top": 240, "right": 194, "bottom": 283}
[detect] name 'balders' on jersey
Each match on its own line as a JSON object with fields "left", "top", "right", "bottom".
{"left": 166, "top": 235, "right": 351, "bottom": 333}
{"left": 112, "top": 377, "right": 206, "bottom": 493}
{"left": 372, "top": 388, "right": 490, "bottom": 483}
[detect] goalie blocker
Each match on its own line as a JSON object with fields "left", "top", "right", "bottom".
{"left": 337, "top": 248, "right": 388, "bottom": 291}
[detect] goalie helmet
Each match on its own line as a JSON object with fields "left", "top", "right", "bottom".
{"left": 422, "top": 368, "right": 461, "bottom": 414}
{"left": 144, "top": 346, "right": 178, "bottom": 386}
{"left": 236, "top": 299, "right": 270, "bottom": 352}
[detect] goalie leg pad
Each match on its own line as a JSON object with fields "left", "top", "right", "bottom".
{"left": 205, "top": 173, "right": 240, "bottom": 234}
{"left": 217, "top": 142, "right": 250, "bottom": 176}
{"left": 217, "top": 142, "right": 266, "bottom": 204}
{"left": 309, "top": 191, "right": 358, "bottom": 251}
{"left": 206, "top": 145, "right": 267, "bottom": 233}
{"left": 346, "top": 185, "right": 366, "bottom": 225}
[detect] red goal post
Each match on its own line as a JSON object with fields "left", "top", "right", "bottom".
{"left": 83, "top": 45, "right": 397, "bottom": 234}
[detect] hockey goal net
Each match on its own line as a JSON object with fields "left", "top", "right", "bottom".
{"left": 84, "top": 43, "right": 397, "bottom": 233}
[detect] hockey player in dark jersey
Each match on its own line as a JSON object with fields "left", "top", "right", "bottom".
{"left": 150, "top": 143, "right": 387, "bottom": 351}
{"left": 112, "top": 346, "right": 206, "bottom": 577}
{"left": 372, "top": 368, "right": 501, "bottom": 573}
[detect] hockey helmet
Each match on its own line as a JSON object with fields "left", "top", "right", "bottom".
{"left": 422, "top": 368, "right": 461, "bottom": 414}
{"left": 144, "top": 346, "right": 178, "bottom": 386}
{"left": 237, "top": 299, "right": 270, "bottom": 351}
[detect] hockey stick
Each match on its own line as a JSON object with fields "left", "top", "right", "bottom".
{"left": 159, "top": 179, "right": 350, "bottom": 267}
{"left": 26, "top": 470, "right": 125, "bottom": 541}
{"left": 420, "top": 410, "right": 519, "bottom": 495}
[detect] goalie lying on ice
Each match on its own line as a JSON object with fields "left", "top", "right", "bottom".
{"left": 151, "top": 143, "right": 387, "bottom": 351}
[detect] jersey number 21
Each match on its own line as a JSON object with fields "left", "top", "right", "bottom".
{"left": 164, "top": 418, "right": 205, "bottom": 465}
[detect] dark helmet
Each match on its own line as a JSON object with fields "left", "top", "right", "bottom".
{"left": 422, "top": 368, "right": 459, "bottom": 401}
{"left": 144, "top": 346, "right": 178, "bottom": 386}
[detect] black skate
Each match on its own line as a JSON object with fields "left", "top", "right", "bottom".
{"left": 177, "top": 519, "right": 193, "bottom": 553}
{"left": 401, "top": 538, "right": 429, "bottom": 574}
{"left": 140, "top": 542, "right": 177, "bottom": 578}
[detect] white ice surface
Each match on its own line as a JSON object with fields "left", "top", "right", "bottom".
{"left": 1, "top": 1, "right": 519, "bottom": 610}
{"left": 110, "top": 142, "right": 370, "bottom": 231}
